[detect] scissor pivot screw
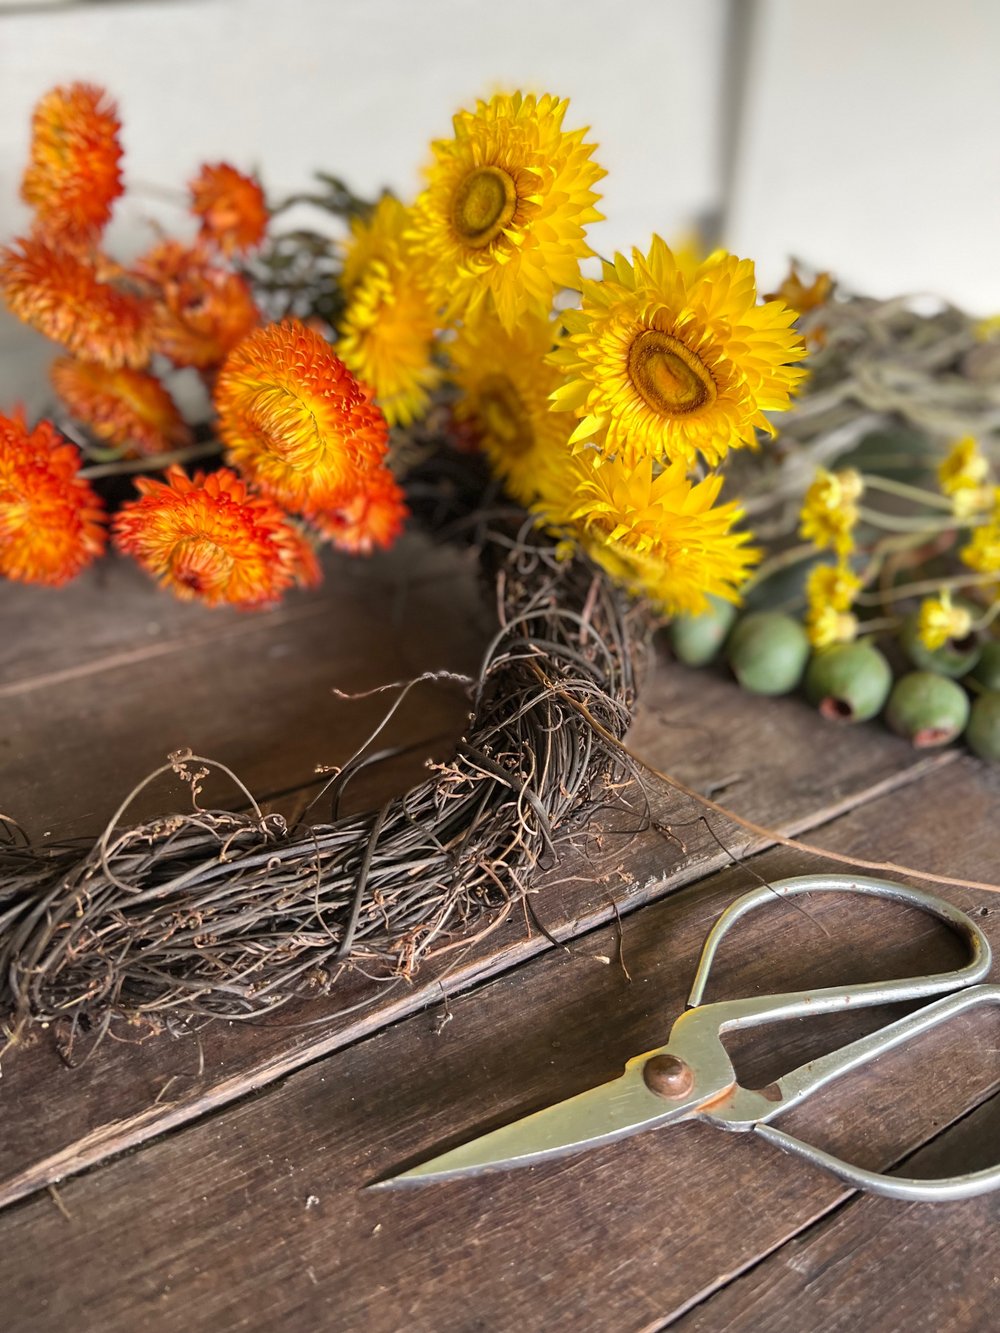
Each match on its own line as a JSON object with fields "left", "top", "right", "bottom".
{"left": 643, "top": 1054, "right": 694, "bottom": 1099}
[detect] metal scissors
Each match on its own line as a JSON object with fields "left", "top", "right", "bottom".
{"left": 378, "top": 874, "right": 1000, "bottom": 1202}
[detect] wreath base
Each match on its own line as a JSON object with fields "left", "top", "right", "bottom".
{"left": 1, "top": 505, "right": 650, "bottom": 1045}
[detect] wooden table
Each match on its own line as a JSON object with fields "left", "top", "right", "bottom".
{"left": 3, "top": 535, "right": 999, "bottom": 1333}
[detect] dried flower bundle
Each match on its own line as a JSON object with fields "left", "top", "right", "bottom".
{"left": 4, "top": 78, "right": 998, "bottom": 1050}
{"left": 1, "top": 81, "right": 791, "bottom": 616}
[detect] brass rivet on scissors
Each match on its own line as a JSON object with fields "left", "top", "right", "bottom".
{"left": 643, "top": 1053, "right": 694, "bottom": 1099}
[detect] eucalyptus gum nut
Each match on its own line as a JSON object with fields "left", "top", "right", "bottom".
{"left": 885, "top": 672, "right": 971, "bottom": 748}
{"left": 804, "top": 642, "right": 893, "bottom": 723}
{"left": 966, "top": 692, "right": 1000, "bottom": 761}
{"left": 668, "top": 596, "right": 737, "bottom": 667}
{"left": 970, "top": 642, "right": 1000, "bottom": 691}
{"left": 899, "top": 609, "right": 982, "bottom": 678}
{"left": 724, "top": 612, "right": 810, "bottom": 696}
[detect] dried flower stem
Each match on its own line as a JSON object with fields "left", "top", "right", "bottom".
{"left": 79, "top": 440, "right": 221, "bottom": 480}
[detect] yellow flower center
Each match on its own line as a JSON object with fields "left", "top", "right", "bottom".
{"left": 477, "top": 374, "right": 533, "bottom": 455}
{"left": 452, "top": 167, "right": 517, "bottom": 249}
{"left": 0, "top": 491, "right": 31, "bottom": 534}
{"left": 627, "top": 330, "right": 717, "bottom": 417}
{"left": 247, "top": 387, "right": 325, "bottom": 471}
{"left": 170, "top": 536, "right": 234, "bottom": 594}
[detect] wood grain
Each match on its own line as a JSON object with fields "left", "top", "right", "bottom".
{"left": 0, "top": 534, "right": 964, "bottom": 1214}
{"left": 674, "top": 1093, "right": 1000, "bottom": 1333}
{"left": 1, "top": 761, "right": 999, "bottom": 1332}
{"left": 2, "top": 536, "right": 491, "bottom": 838}
{"left": 0, "top": 683, "right": 954, "bottom": 1212}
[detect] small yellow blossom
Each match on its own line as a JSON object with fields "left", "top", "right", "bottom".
{"left": 916, "top": 591, "right": 973, "bottom": 651}
{"left": 448, "top": 307, "right": 569, "bottom": 507}
{"left": 961, "top": 521, "right": 1000, "bottom": 575}
{"left": 805, "top": 561, "right": 861, "bottom": 613}
{"left": 951, "top": 484, "right": 994, "bottom": 520}
{"left": 799, "top": 468, "right": 863, "bottom": 556}
{"left": 804, "top": 560, "right": 860, "bottom": 647}
{"left": 938, "top": 436, "right": 990, "bottom": 497}
{"left": 805, "top": 605, "right": 858, "bottom": 649}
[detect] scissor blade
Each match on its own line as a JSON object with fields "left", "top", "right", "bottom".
{"left": 376, "top": 1056, "right": 685, "bottom": 1187}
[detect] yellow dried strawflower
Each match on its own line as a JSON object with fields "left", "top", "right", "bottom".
{"left": 805, "top": 606, "right": 858, "bottom": 649}
{"left": 806, "top": 562, "right": 860, "bottom": 613}
{"left": 548, "top": 236, "right": 806, "bottom": 469}
{"left": 533, "top": 453, "right": 759, "bottom": 615}
{"left": 951, "top": 484, "right": 994, "bottom": 520}
{"left": 408, "top": 91, "right": 604, "bottom": 331}
{"left": 961, "top": 521, "right": 1000, "bottom": 575}
{"left": 448, "top": 307, "right": 570, "bottom": 507}
{"left": 799, "top": 468, "right": 863, "bottom": 556}
{"left": 916, "top": 591, "right": 973, "bottom": 651}
{"left": 938, "top": 436, "right": 990, "bottom": 497}
{"left": 337, "top": 195, "right": 441, "bottom": 428}
{"left": 804, "top": 561, "right": 860, "bottom": 648}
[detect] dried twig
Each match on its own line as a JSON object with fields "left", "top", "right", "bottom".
{"left": 0, "top": 497, "right": 649, "bottom": 1039}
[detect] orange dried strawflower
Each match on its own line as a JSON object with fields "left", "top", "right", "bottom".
{"left": 214, "top": 319, "right": 389, "bottom": 517}
{"left": 134, "top": 240, "right": 259, "bottom": 369}
{"left": 312, "top": 468, "right": 408, "bottom": 555}
{"left": 190, "top": 162, "right": 268, "bottom": 257}
{"left": 51, "top": 357, "right": 192, "bottom": 456}
{"left": 0, "top": 237, "right": 152, "bottom": 369}
{"left": 114, "top": 464, "right": 319, "bottom": 609}
{"left": 21, "top": 82, "right": 124, "bottom": 247}
{"left": 0, "top": 410, "right": 107, "bottom": 585}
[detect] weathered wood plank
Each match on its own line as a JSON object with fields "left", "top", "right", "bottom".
{"left": 0, "top": 529, "right": 979, "bottom": 1226}
{"left": 1, "top": 762, "right": 998, "bottom": 1332}
{"left": 3, "top": 537, "right": 491, "bottom": 838}
{"left": 1, "top": 531, "right": 480, "bottom": 689}
{"left": 0, "top": 683, "right": 955, "bottom": 1212}
{"left": 673, "top": 1093, "right": 1000, "bottom": 1333}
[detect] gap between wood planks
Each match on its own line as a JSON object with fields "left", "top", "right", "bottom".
{"left": 0, "top": 745, "right": 963, "bottom": 1216}
{"left": 657, "top": 1087, "right": 1000, "bottom": 1333}
{"left": 2, "top": 760, "right": 998, "bottom": 1333}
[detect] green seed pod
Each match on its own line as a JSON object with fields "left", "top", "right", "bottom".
{"left": 804, "top": 641, "right": 893, "bottom": 722}
{"left": 668, "top": 596, "right": 737, "bottom": 667}
{"left": 899, "top": 609, "right": 981, "bottom": 678}
{"left": 725, "top": 611, "right": 810, "bottom": 696}
{"left": 966, "top": 692, "right": 1000, "bottom": 761}
{"left": 970, "top": 641, "right": 1000, "bottom": 692}
{"left": 885, "top": 672, "right": 970, "bottom": 748}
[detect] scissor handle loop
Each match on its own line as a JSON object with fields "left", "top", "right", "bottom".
{"left": 758, "top": 1123, "right": 1000, "bottom": 1202}
{"left": 749, "top": 983, "right": 1000, "bottom": 1202}
{"left": 687, "top": 874, "right": 991, "bottom": 1017}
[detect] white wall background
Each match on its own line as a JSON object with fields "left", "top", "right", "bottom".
{"left": 1, "top": 0, "right": 998, "bottom": 411}
{"left": 727, "top": 0, "right": 1000, "bottom": 309}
